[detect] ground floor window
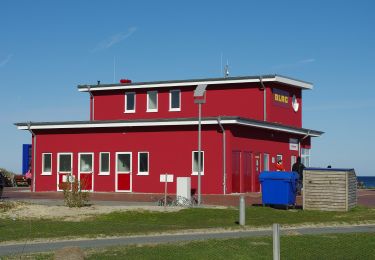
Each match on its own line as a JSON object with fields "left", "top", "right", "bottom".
{"left": 301, "top": 148, "right": 311, "bottom": 167}
{"left": 100, "top": 152, "right": 110, "bottom": 175}
{"left": 263, "top": 153, "right": 269, "bottom": 171}
{"left": 79, "top": 153, "right": 93, "bottom": 172}
{"left": 192, "top": 151, "right": 204, "bottom": 175}
{"left": 42, "top": 153, "right": 52, "bottom": 175}
{"left": 138, "top": 152, "right": 149, "bottom": 175}
{"left": 58, "top": 153, "right": 72, "bottom": 173}
{"left": 291, "top": 155, "right": 297, "bottom": 171}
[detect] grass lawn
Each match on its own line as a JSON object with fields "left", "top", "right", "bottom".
{"left": 0, "top": 206, "right": 374, "bottom": 242}
{"left": 4, "top": 233, "right": 375, "bottom": 259}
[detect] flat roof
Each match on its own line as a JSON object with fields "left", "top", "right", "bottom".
{"left": 77, "top": 74, "right": 313, "bottom": 92}
{"left": 15, "top": 116, "right": 323, "bottom": 137}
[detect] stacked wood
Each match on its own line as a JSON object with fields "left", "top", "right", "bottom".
{"left": 303, "top": 168, "right": 357, "bottom": 211}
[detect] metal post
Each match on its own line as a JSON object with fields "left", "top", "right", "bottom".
{"left": 164, "top": 173, "right": 168, "bottom": 209}
{"left": 239, "top": 195, "right": 245, "bottom": 226}
{"left": 273, "top": 223, "right": 280, "bottom": 260}
{"left": 198, "top": 103, "right": 202, "bottom": 206}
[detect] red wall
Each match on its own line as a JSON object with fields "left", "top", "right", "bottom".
{"left": 91, "top": 82, "right": 302, "bottom": 127}
{"left": 226, "top": 125, "right": 310, "bottom": 193}
{"left": 33, "top": 126, "right": 225, "bottom": 194}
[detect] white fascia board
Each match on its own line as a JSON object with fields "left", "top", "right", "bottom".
{"left": 17, "top": 119, "right": 319, "bottom": 136}
{"left": 78, "top": 78, "right": 261, "bottom": 92}
{"left": 274, "top": 75, "right": 313, "bottom": 90}
{"left": 79, "top": 76, "right": 313, "bottom": 92}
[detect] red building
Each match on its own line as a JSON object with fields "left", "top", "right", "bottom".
{"left": 16, "top": 75, "right": 323, "bottom": 194}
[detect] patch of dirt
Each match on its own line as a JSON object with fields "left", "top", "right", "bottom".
{"left": 1, "top": 203, "right": 184, "bottom": 221}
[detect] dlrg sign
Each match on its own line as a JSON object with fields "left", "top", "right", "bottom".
{"left": 273, "top": 88, "right": 290, "bottom": 107}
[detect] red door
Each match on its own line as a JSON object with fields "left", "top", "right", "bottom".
{"left": 232, "top": 151, "right": 241, "bottom": 193}
{"left": 252, "top": 153, "right": 261, "bottom": 192}
{"left": 243, "top": 152, "right": 252, "bottom": 192}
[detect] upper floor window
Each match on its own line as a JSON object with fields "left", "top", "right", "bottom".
{"left": 169, "top": 89, "right": 181, "bottom": 111}
{"left": 147, "top": 91, "right": 158, "bottom": 112}
{"left": 125, "top": 92, "right": 136, "bottom": 113}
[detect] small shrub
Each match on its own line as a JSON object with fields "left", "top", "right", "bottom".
{"left": 59, "top": 176, "right": 90, "bottom": 208}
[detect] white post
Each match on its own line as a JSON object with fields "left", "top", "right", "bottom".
{"left": 164, "top": 173, "right": 168, "bottom": 209}
{"left": 239, "top": 195, "right": 245, "bottom": 226}
{"left": 198, "top": 103, "right": 202, "bottom": 206}
{"left": 273, "top": 223, "right": 280, "bottom": 260}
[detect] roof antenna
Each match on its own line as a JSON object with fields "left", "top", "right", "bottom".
{"left": 113, "top": 56, "right": 116, "bottom": 83}
{"left": 224, "top": 60, "right": 230, "bottom": 78}
{"left": 97, "top": 80, "right": 100, "bottom": 85}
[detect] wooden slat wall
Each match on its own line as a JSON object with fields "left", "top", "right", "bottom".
{"left": 303, "top": 169, "right": 357, "bottom": 211}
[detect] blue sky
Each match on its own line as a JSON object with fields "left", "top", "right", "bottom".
{"left": 0, "top": 1, "right": 374, "bottom": 176}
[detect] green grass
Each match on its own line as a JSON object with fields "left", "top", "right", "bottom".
{"left": 4, "top": 233, "right": 375, "bottom": 259}
{"left": 0, "top": 206, "right": 374, "bottom": 242}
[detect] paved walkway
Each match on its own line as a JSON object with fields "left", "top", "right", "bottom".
{"left": 2, "top": 187, "right": 374, "bottom": 207}
{"left": 0, "top": 224, "right": 374, "bottom": 256}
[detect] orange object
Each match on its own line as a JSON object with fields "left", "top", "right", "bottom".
{"left": 276, "top": 161, "right": 284, "bottom": 171}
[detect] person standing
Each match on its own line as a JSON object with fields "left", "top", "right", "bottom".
{"left": 292, "top": 156, "right": 305, "bottom": 193}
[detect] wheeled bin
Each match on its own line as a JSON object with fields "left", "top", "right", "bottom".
{"left": 259, "top": 171, "right": 299, "bottom": 208}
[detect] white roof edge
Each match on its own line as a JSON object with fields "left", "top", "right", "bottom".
{"left": 17, "top": 119, "right": 321, "bottom": 136}
{"left": 78, "top": 76, "right": 312, "bottom": 92}
{"left": 274, "top": 75, "right": 313, "bottom": 90}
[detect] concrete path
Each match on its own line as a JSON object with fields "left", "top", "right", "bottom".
{"left": 0, "top": 225, "right": 374, "bottom": 256}
{"left": 3, "top": 187, "right": 375, "bottom": 207}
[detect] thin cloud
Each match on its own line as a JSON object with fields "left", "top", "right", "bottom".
{"left": 0, "top": 54, "right": 13, "bottom": 67}
{"left": 305, "top": 99, "right": 375, "bottom": 112}
{"left": 299, "top": 58, "right": 316, "bottom": 64}
{"left": 272, "top": 58, "right": 316, "bottom": 70}
{"left": 92, "top": 27, "right": 137, "bottom": 52}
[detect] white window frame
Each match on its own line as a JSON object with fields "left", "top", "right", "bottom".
{"left": 57, "top": 153, "right": 72, "bottom": 173}
{"left": 125, "top": 92, "right": 136, "bottom": 113}
{"left": 116, "top": 152, "right": 132, "bottom": 173}
{"left": 147, "top": 90, "right": 158, "bottom": 112}
{"left": 192, "top": 151, "right": 204, "bottom": 175}
{"left": 276, "top": 154, "right": 283, "bottom": 163}
{"left": 99, "top": 152, "right": 110, "bottom": 175}
{"left": 169, "top": 89, "right": 181, "bottom": 111}
{"left": 137, "top": 152, "right": 149, "bottom": 176}
{"left": 263, "top": 153, "right": 270, "bottom": 171}
{"left": 78, "top": 153, "right": 94, "bottom": 173}
{"left": 41, "top": 153, "right": 52, "bottom": 175}
{"left": 291, "top": 155, "right": 297, "bottom": 171}
{"left": 301, "top": 148, "right": 311, "bottom": 167}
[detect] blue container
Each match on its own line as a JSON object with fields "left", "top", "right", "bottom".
{"left": 22, "top": 144, "right": 32, "bottom": 175}
{"left": 259, "top": 171, "right": 299, "bottom": 207}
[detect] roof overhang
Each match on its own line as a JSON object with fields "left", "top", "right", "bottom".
{"left": 77, "top": 74, "right": 313, "bottom": 92}
{"left": 15, "top": 117, "right": 323, "bottom": 137}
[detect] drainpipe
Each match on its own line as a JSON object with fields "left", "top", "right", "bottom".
{"left": 299, "top": 130, "right": 311, "bottom": 157}
{"left": 217, "top": 117, "right": 226, "bottom": 195}
{"left": 27, "top": 122, "right": 36, "bottom": 192}
{"left": 259, "top": 76, "right": 267, "bottom": 121}
{"left": 88, "top": 85, "right": 94, "bottom": 121}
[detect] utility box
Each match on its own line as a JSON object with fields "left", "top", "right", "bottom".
{"left": 259, "top": 171, "right": 299, "bottom": 208}
{"left": 303, "top": 168, "right": 357, "bottom": 211}
{"left": 177, "top": 177, "right": 191, "bottom": 204}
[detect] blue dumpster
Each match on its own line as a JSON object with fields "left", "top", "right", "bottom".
{"left": 259, "top": 171, "right": 299, "bottom": 208}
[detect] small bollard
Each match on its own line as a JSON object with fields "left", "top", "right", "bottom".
{"left": 273, "top": 223, "right": 280, "bottom": 260}
{"left": 239, "top": 195, "right": 245, "bottom": 226}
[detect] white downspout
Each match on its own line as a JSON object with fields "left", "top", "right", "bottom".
{"left": 259, "top": 76, "right": 266, "bottom": 121}
{"left": 88, "top": 85, "right": 94, "bottom": 121}
{"left": 27, "top": 122, "right": 36, "bottom": 192}
{"left": 217, "top": 117, "right": 226, "bottom": 195}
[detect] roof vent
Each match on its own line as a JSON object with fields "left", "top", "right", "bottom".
{"left": 120, "top": 79, "right": 132, "bottom": 84}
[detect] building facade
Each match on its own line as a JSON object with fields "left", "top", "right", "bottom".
{"left": 16, "top": 75, "right": 323, "bottom": 194}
